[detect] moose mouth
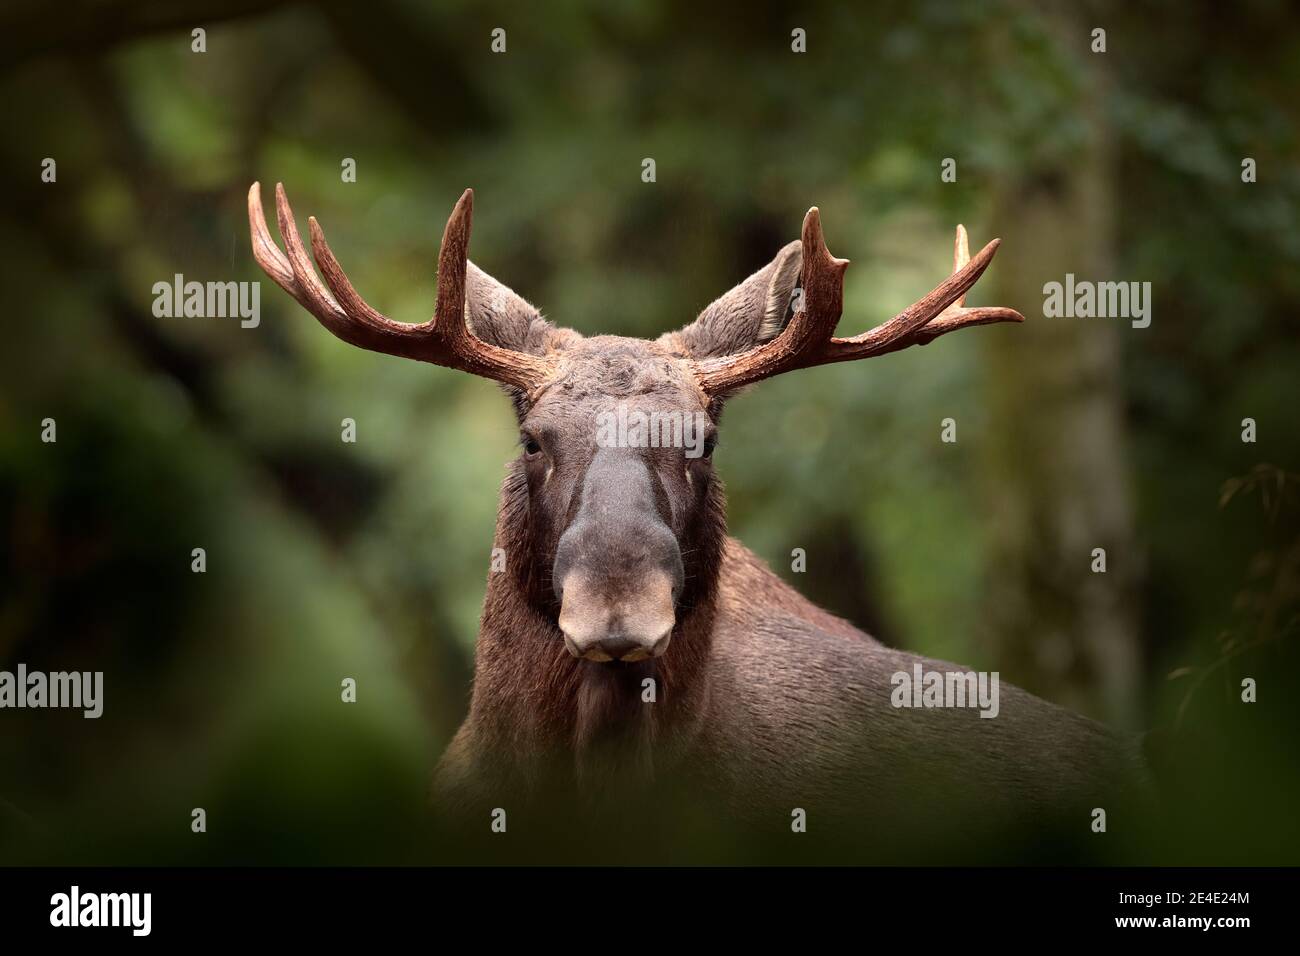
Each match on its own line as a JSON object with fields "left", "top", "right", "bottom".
{"left": 561, "top": 631, "right": 672, "bottom": 664}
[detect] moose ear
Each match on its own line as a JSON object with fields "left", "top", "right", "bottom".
{"left": 666, "top": 240, "right": 802, "bottom": 360}
{"left": 464, "top": 261, "right": 575, "bottom": 357}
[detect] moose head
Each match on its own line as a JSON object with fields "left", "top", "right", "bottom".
{"left": 248, "top": 183, "right": 1022, "bottom": 672}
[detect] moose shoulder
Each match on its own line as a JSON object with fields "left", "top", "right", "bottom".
{"left": 250, "top": 183, "right": 1146, "bottom": 854}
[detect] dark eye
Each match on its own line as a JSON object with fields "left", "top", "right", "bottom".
{"left": 523, "top": 436, "right": 542, "bottom": 457}
{"left": 700, "top": 436, "right": 717, "bottom": 460}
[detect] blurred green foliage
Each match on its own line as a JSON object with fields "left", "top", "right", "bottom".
{"left": 0, "top": 0, "right": 1297, "bottom": 863}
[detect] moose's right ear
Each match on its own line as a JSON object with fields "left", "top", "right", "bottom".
{"left": 665, "top": 240, "right": 802, "bottom": 360}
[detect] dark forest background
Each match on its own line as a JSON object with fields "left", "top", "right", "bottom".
{"left": 1, "top": 0, "right": 1297, "bottom": 864}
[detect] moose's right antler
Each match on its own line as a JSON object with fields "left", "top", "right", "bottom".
{"left": 248, "top": 182, "right": 557, "bottom": 392}
{"left": 691, "top": 211, "right": 1024, "bottom": 395}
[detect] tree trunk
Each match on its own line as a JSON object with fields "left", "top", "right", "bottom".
{"left": 979, "top": 10, "right": 1143, "bottom": 728}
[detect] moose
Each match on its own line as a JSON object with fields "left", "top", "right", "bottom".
{"left": 249, "top": 182, "right": 1146, "bottom": 856}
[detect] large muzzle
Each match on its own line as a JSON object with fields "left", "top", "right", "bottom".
{"left": 553, "top": 450, "right": 683, "bottom": 662}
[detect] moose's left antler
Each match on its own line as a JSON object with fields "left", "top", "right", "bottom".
{"left": 691, "top": 211, "right": 1024, "bottom": 395}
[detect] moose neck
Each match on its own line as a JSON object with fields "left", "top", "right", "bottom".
{"left": 471, "top": 465, "right": 727, "bottom": 787}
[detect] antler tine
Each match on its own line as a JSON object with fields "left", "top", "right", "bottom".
{"left": 821, "top": 225, "right": 1024, "bottom": 363}
{"left": 308, "top": 216, "right": 420, "bottom": 339}
{"left": 248, "top": 182, "right": 296, "bottom": 294}
{"left": 952, "top": 223, "right": 970, "bottom": 308}
{"left": 249, "top": 181, "right": 399, "bottom": 351}
{"left": 429, "top": 189, "right": 481, "bottom": 364}
{"left": 814, "top": 231, "right": 1005, "bottom": 360}
{"left": 272, "top": 183, "right": 356, "bottom": 333}
{"left": 248, "top": 182, "right": 555, "bottom": 392}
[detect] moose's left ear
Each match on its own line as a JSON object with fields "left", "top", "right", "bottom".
{"left": 464, "top": 261, "right": 575, "bottom": 357}
{"left": 663, "top": 240, "right": 802, "bottom": 360}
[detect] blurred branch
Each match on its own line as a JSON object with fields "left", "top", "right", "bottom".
{"left": 2, "top": 0, "right": 495, "bottom": 140}
{"left": 316, "top": 0, "right": 495, "bottom": 135}
{"left": 1169, "top": 465, "right": 1300, "bottom": 729}
{"left": 0, "top": 0, "right": 288, "bottom": 73}
{"left": 1219, "top": 464, "right": 1300, "bottom": 524}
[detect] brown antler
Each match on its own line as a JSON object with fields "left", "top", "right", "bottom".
{"left": 248, "top": 182, "right": 556, "bottom": 392}
{"left": 691, "top": 211, "right": 1024, "bottom": 395}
